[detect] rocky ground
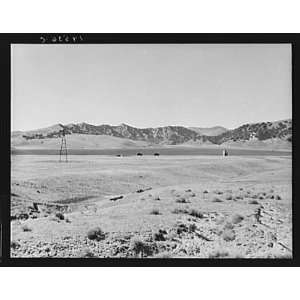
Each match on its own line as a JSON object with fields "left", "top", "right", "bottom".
{"left": 10, "top": 155, "right": 292, "bottom": 258}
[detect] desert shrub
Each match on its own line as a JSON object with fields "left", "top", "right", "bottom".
{"left": 150, "top": 209, "right": 160, "bottom": 215}
{"left": 87, "top": 227, "right": 105, "bottom": 241}
{"left": 55, "top": 212, "right": 64, "bottom": 220}
{"left": 262, "top": 192, "right": 266, "bottom": 196}
{"left": 235, "top": 195, "right": 243, "bottom": 200}
{"left": 275, "top": 195, "right": 282, "bottom": 200}
{"left": 130, "top": 237, "right": 153, "bottom": 257}
{"left": 153, "top": 229, "right": 166, "bottom": 241}
{"left": 212, "top": 197, "right": 223, "bottom": 203}
{"left": 231, "top": 214, "right": 244, "bottom": 224}
{"left": 225, "top": 194, "right": 233, "bottom": 200}
{"left": 269, "top": 195, "right": 275, "bottom": 199}
{"left": 22, "top": 224, "right": 32, "bottom": 232}
{"left": 270, "top": 189, "right": 274, "bottom": 193}
{"left": 172, "top": 208, "right": 189, "bottom": 214}
{"left": 203, "top": 190, "right": 209, "bottom": 194}
{"left": 258, "top": 196, "right": 264, "bottom": 200}
{"left": 188, "top": 223, "right": 197, "bottom": 232}
{"left": 249, "top": 199, "right": 259, "bottom": 205}
{"left": 176, "top": 223, "right": 189, "bottom": 234}
{"left": 222, "top": 229, "right": 236, "bottom": 241}
{"left": 11, "top": 240, "right": 20, "bottom": 250}
{"left": 214, "top": 190, "right": 223, "bottom": 195}
{"left": 239, "top": 188, "right": 243, "bottom": 191}
{"left": 185, "top": 189, "right": 192, "bottom": 192}
{"left": 190, "top": 192, "right": 196, "bottom": 197}
{"left": 154, "top": 196, "right": 160, "bottom": 201}
{"left": 176, "top": 197, "right": 187, "bottom": 203}
{"left": 189, "top": 209, "right": 203, "bottom": 219}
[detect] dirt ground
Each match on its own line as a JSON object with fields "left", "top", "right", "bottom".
{"left": 10, "top": 154, "right": 292, "bottom": 258}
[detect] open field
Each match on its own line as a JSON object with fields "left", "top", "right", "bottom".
{"left": 11, "top": 153, "right": 292, "bottom": 258}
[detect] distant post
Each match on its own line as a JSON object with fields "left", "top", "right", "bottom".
{"left": 222, "top": 149, "right": 228, "bottom": 157}
{"left": 59, "top": 129, "right": 68, "bottom": 162}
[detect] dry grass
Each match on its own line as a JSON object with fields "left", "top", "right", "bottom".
{"left": 222, "top": 229, "right": 236, "bottom": 241}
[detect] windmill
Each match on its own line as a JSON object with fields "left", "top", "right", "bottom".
{"left": 59, "top": 129, "right": 68, "bottom": 162}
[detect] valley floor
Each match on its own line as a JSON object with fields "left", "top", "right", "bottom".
{"left": 10, "top": 154, "right": 292, "bottom": 258}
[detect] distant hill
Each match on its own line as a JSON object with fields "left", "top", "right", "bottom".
{"left": 209, "top": 119, "right": 292, "bottom": 145}
{"left": 11, "top": 119, "right": 292, "bottom": 150}
{"left": 188, "top": 126, "right": 228, "bottom": 136}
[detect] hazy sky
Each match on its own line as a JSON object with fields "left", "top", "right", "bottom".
{"left": 11, "top": 44, "right": 292, "bottom": 131}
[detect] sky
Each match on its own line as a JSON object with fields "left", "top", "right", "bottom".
{"left": 11, "top": 44, "right": 292, "bottom": 131}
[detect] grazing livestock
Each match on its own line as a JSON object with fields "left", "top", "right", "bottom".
{"left": 154, "top": 153, "right": 160, "bottom": 156}
{"left": 136, "top": 152, "right": 143, "bottom": 156}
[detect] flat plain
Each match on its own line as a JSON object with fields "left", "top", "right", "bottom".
{"left": 11, "top": 152, "right": 292, "bottom": 258}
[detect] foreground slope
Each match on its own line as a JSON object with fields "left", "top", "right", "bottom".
{"left": 11, "top": 155, "right": 292, "bottom": 258}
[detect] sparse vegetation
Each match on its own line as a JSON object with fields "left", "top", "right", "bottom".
{"left": 87, "top": 227, "right": 105, "bottom": 241}
{"left": 176, "top": 197, "right": 187, "bottom": 203}
{"left": 11, "top": 240, "right": 20, "bottom": 250}
{"left": 249, "top": 199, "right": 259, "bottom": 205}
{"left": 55, "top": 212, "right": 65, "bottom": 220}
{"left": 222, "top": 229, "right": 236, "bottom": 241}
{"left": 130, "top": 237, "right": 153, "bottom": 257}
{"left": 208, "top": 249, "right": 229, "bottom": 258}
{"left": 231, "top": 214, "right": 244, "bottom": 224}
{"left": 153, "top": 229, "right": 167, "bottom": 241}
{"left": 188, "top": 223, "right": 197, "bottom": 232}
{"left": 150, "top": 209, "right": 160, "bottom": 215}
{"left": 154, "top": 251, "right": 172, "bottom": 258}
{"left": 212, "top": 197, "right": 223, "bottom": 203}
{"left": 172, "top": 208, "right": 189, "bottom": 214}
{"left": 224, "top": 222, "right": 234, "bottom": 230}
{"left": 225, "top": 194, "right": 233, "bottom": 200}
{"left": 82, "top": 249, "right": 96, "bottom": 258}
{"left": 189, "top": 209, "right": 203, "bottom": 219}
{"left": 22, "top": 224, "right": 32, "bottom": 232}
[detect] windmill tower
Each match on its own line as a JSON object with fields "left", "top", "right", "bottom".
{"left": 59, "top": 129, "right": 68, "bottom": 162}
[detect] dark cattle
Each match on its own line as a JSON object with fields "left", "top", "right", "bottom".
{"left": 154, "top": 153, "right": 160, "bottom": 156}
{"left": 136, "top": 152, "right": 143, "bottom": 156}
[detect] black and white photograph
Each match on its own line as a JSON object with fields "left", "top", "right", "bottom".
{"left": 10, "top": 43, "right": 292, "bottom": 259}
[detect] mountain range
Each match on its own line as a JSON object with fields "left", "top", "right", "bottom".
{"left": 11, "top": 119, "right": 292, "bottom": 150}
